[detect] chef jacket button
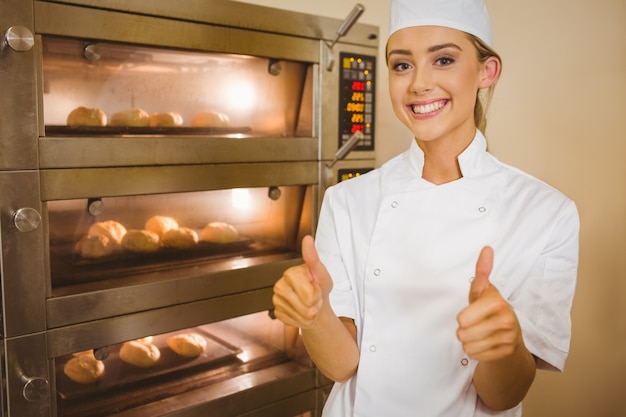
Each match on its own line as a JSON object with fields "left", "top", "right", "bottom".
{"left": 478, "top": 206, "right": 487, "bottom": 213}
{"left": 373, "top": 268, "right": 381, "bottom": 276}
{"left": 391, "top": 201, "right": 398, "bottom": 208}
{"left": 369, "top": 345, "right": 377, "bottom": 352}
{"left": 461, "top": 358, "right": 469, "bottom": 366}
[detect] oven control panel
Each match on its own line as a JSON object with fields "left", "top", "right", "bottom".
{"left": 337, "top": 167, "right": 373, "bottom": 183}
{"left": 338, "top": 52, "right": 376, "bottom": 151}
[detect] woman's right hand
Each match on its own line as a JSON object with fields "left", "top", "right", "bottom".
{"left": 272, "top": 235, "right": 333, "bottom": 329}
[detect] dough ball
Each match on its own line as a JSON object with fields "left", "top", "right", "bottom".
{"left": 121, "top": 230, "right": 160, "bottom": 253}
{"left": 144, "top": 215, "right": 178, "bottom": 238}
{"left": 161, "top": 227, "right": 199, "bottom": 249}
{"left": 191, "top": 111, "right": 230, "bottom": 128}
{"left": 200, "top": 222, "right": 239, "bottom": 244}
{"left": 88, "top": 220, "right": 127, "bottom": 246}
{"left": 74, "top": 235, "right": 114, "bottom": 259}
{"left": 149, "top": 112, "right": 183, "bottom": 127}
{"left": 119, "top": 340, "right": 161, "bottom": 368}
{"left": 109, "top": 108, "right": 150, "bottom": 127}
{"left": 64, "top": 355, "right": 105, "bottom": 384}
{"left": 167, "top": 333, "right": 207, "bottom": 358}
{"left": 67, "top": 106, "right": 107, "bottom": 127}
{"left": 72, "top": 350, "right": 95, "bottom": 359}
{"left": 135, "top": 336, "right": 153, "bottom": 344}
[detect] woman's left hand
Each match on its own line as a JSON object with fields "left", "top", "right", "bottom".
{"left": 456, "top": 246, "right": 525, "bottom": 361}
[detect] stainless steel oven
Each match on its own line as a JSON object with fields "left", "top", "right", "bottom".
{"left": 0, "top": 1, "right": 378, "bottom": 416}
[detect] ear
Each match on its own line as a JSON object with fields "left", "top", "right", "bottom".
{"left": 478, "top": 56, "right": 501, "bottom": 89}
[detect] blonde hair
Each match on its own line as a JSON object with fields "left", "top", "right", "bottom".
{"left": 467, "top": 34, "right": 502, "bottom": 134}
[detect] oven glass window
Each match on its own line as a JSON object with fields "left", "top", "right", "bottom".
{"left": 42, "top": 37, "right": 313, "bottom": 138}
{"left": 47, "top": 186, "right": 310, "bottom": 291}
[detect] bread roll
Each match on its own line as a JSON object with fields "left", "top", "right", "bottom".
{"left": 64, "top": 355, "right": 105, "bottom": 384}
{"left": 72, "top": 350, "right": 96, "bottom": 359}
{"left": 191, "top": 111, "right": 230, "bottom": 128}
{"left": 119, "top": 340, "right": 160, "bottom": 368}
{"left": 136, "top": 336, "right": 153, "bottom": 344}
{"left": 88, "top": 220, "right": 127, "bottom": 246}
{"left": 67, "top": 106, "right": 107, "bottom": 127}
{"left": 149, "top": 112, "right": 183, "bottom": 127}
{"left": 144, "top": 215, "right": 178, "bottom": 238}
{"left": 121, "top": 229, "right": 160, "bottom": 253}
{"left": 167, "top": 333, "right": 207, "bottom": 358}
{"left": 109, "top": 108, "right": 150, "bottom": 127}
{"left": 161, "top": 227, "right": 199, "bottom": 249}
{"left": 74, "top": 235, "right": 114, "bottom": 259}
{"left": 200, "top": 222, "right": 239, "bottom": 243}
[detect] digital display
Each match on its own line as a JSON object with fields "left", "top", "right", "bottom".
{"left": 337, "top": 168, "right": 373, "bottom": 183}
{"left": 339, "top": 53, "right": 375, "bottom": 151}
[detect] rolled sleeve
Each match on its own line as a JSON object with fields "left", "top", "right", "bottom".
{"left": 514, "top": 200, "right": 579, "bottom": 371}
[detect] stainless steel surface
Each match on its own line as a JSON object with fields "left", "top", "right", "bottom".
{"left": 4, "top": 25, "right": 34, "bottom": 52}
{"left": 328, "top": 3, "right": 366, "bottom": 49}
{"left": 12, "top": 207, "right": 42, "bottom": 232}
{"left": 0, "top": 171, "right": 46, "bottom": 337}
{"left": 5, "top": 333, "right": 51, "bottom": 416}
{"left": 0, "top": 0, "right": 38, "bottom": 170}
{"left": 37, "top": 0, "right": 378, "bottom": 48}
{"left": 34, "top": 2, "right": 320, "bottom": 63}
{"left": 40, "top": 162, "right": 318, "bottom": 200}
{"left": 20, "top": 375, "right": 49, "bottom": 402}
{"left": 0, "top": 0, "right": 378, "bottom": 415}
{"left": 327, "top": 131, "right": 364, "bottom": 168}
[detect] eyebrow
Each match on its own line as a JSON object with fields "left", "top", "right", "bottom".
{"left": 387, "top": 43, "right": 463, "bottom": 60}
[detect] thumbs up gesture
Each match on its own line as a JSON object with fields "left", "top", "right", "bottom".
{"left": 272, "top": 235, "right": 334, "bottom": 329}
{"left": 456, "top": 246, "right": 525, "bottom": 362}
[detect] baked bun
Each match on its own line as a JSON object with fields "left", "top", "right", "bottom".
{"left": 121, "top": 229, "right": 160, "bottom": 253}
{"left": 167, "top": 333, "right": 207, "bottom": 358}
{"left": 64, "top": 355, "right": 105, "bottom": 384}
{"left": 161, "top": 227, "right": 199, "bottom": 249}
{"left": 88, "top": 220, "right": 127, "bottom": 247}
{"left": 72, "top": 350, "right": 95, "bottom": 359}
{"left": 119, "top": 340, "right": 160, "bottom": 368}
{"left": 74, "top": 235, "right": 114, "bottom": 259}
{"left": 67, "top": 106, "right": 107, "bottom": 127}
{"left": 200, "top": 221, "right": 239, "bottom": 243}
{"left": 144, "top": 215, "right": 178, "bottom": 238}
{"left": 109, "top": 108, "right": 150, "bottom": 127}
{"left": 149, "top": 112, "right": 183, "bottom": 127}
{"left": 191, "top": 111, "right": 230, "bottom": 128}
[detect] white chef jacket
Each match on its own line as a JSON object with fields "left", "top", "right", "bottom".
{"left": 315, "top": 131, "right": 579, "bottom": 417}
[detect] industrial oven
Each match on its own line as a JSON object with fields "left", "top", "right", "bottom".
{"left": 0, "top": 0, "right": 378, "bottom": 416}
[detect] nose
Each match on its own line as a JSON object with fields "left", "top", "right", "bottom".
{"left": 410, "top": 66, "right": 434, "bottom": 95}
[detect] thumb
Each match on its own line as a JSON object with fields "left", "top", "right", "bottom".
{"left": 301, "top": 235, "right": 332, "bottom": 294}
{"left": 469, "top": 246, "right": 494, "bottom": 303}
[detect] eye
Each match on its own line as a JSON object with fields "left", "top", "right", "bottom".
{"left": 391, "top": 62, "right": 412, "bottom": 72}
{"left": 435, "top": 56, "right": 455, "bottom": 66}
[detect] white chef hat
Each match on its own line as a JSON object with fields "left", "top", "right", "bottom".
{"left": 389, "top": 0, "right": 493, "bottom": 47}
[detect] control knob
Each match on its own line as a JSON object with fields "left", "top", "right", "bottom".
{"left": 13, "top": 207, "right": 41, "bottom": 232}
{"left": 20, "top": 374, "right": 49, "bottom": 402}
{"left": 4, "top": 26, "right": 34, "bottom": 52}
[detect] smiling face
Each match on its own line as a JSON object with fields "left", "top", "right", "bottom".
{"left": 387, "top": 26, "right": 500, "bottom": 151}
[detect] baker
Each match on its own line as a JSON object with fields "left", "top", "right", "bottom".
{"left": 272, "top": 0, "right": 579, "bottom": 415}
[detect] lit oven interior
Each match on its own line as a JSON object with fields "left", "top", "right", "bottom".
{"left": 41, "top": 37, "right": 313, "bottom": 138}
{"left": 39, "top": 30, "right": 321, "bottom": 417}
{"left": 47, "top": 187, "right": 316, "bottom": 416}
{"left": 47, "top": 186, "right": 310, "bottom": 292}
{"left": 55, "top": 312, "right": 311, "bottom": 417}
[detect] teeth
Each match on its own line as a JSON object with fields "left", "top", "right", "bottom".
{"left": 412, "top": 101, "right": 445, "bottom": 114}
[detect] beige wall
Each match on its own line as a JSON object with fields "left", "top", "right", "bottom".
{"left": 238, "top": 1, "right": 626, "bottom": 415}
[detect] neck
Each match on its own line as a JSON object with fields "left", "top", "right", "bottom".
{"left": 416, "top": 133, "right": 475, "bottom": 185}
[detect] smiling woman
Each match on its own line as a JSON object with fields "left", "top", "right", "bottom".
{"left": 271, "top": 0, "right": 579, "bottom": 416}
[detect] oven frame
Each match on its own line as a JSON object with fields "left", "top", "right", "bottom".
{"left": 0, "top": 1, "right": 378, "bottom": 416}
